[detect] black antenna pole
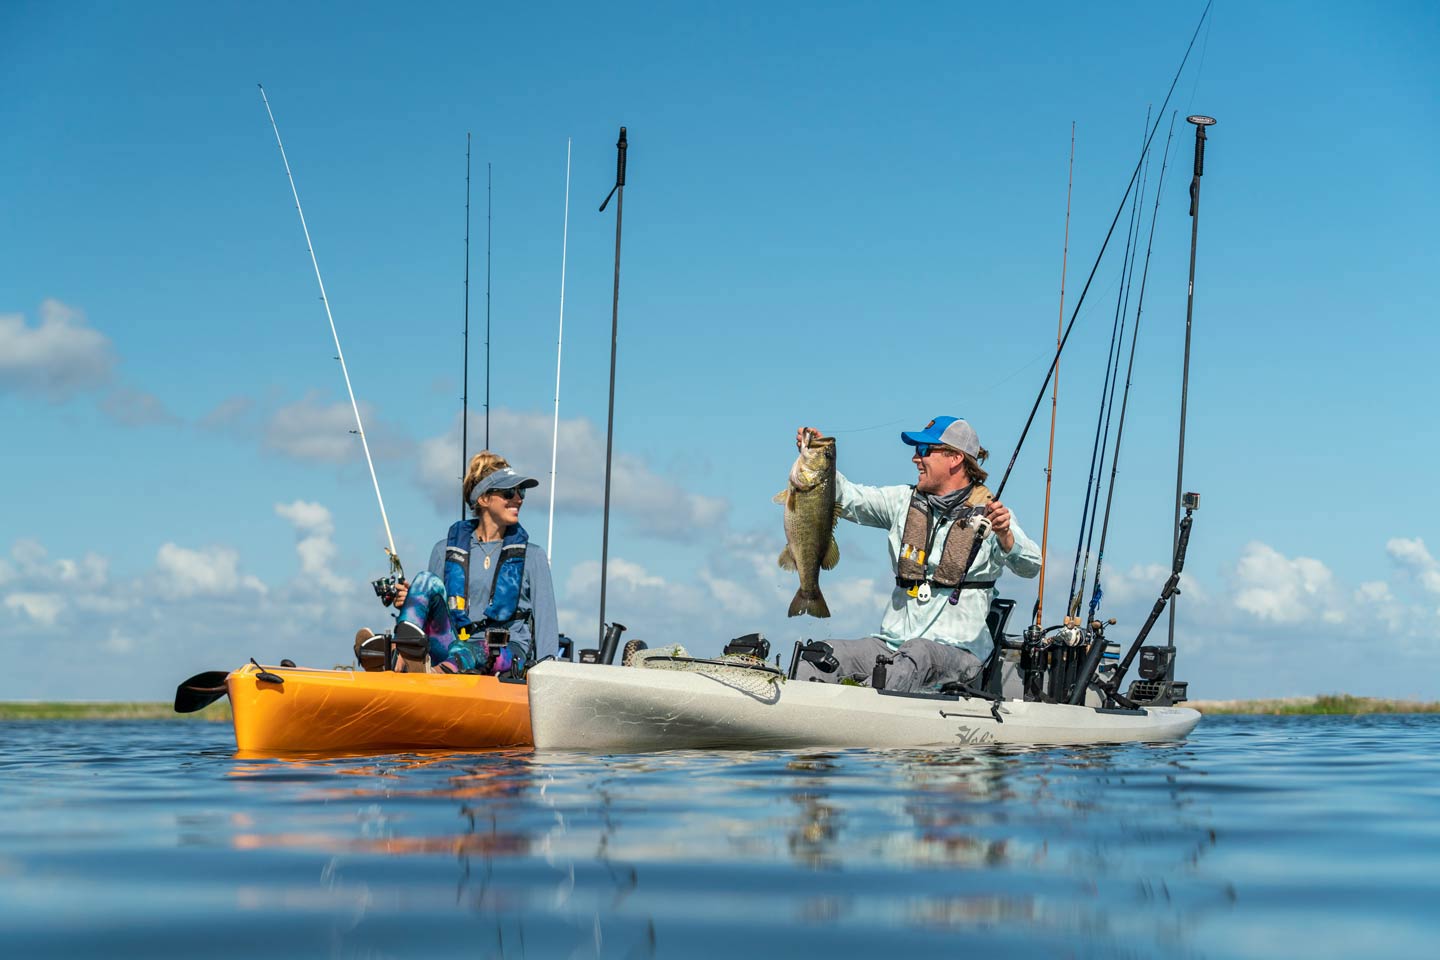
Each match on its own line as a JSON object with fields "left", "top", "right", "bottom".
{"left": 485, "top": 162, "right": 492, "bottom": 449}
{"left": 597, "top": 126, "right": 627, "bottom": 648}
{"left": 461, "top": 133, "right": 471, "bottom": 518}
{"left": 1169, "top": 113, "right": 1215, "bottom": 644}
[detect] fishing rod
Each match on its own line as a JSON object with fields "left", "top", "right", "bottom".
{"left": 989, "top": 0, "right": 1212, "bottom": 503}
{"left": 950, "top": 3, "right": 1211, "bottom": 693}
{"left": 548, "top": 138, "right": 572, "bottom": 559}
{"left": 597, "top": 126, "right": 628, "bottom": 648}
{"left": 1070, "top": 107, "right": 1151, "bottom": 619}
{"left": 257, "top": 84, "right": 401, "bottom": 578}
{"left": 1035, "top": 122, "right": 1075, "bottom": 630}
{"left": 485, "top": 162, "right": 493, "bottom": 449}
{"left": 1169, "top": 112, "right": 1216, "bottom": 645}
{"left": 1087, "top": 112, "right": 1179, "bottom": 625}
{"left": 1067, "top": 111, "right": 1148, "bottom": 619}
{"left": 461, "top": 133, "right": 472, "bottom": 519}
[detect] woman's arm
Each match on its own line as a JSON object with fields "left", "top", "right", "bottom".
{"left": 525, "top": 545, "right": 560, "bottom": 661}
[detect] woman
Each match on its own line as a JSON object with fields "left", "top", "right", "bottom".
{"left": 369, "top": 451, "right": 560, "bottom": 674}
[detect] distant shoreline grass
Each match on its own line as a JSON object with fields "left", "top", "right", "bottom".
{"left": 1186, "top": 694, "right": 1440, "bottom": 715}
{"left": 0, "top": 701, "right": 232, "bottom": 721}
{"left": 3, "top": 695, "right": 1437, "bottom": 721}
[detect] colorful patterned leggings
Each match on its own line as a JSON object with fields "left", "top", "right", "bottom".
{"left": 396, "top": 571, "right": 521, "bottom": 675}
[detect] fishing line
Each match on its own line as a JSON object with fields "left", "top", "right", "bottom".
{"left": 461, "top": 133, "right": 472, "bottom": 519}
{"left": 980, "top": 270, "right": 1129, "bottom": 398}
{"left": 1071, "top": 107, "right": 1151, "bottom": 617}
{"left": 485, "top": 162, "right": 493, "bottom": 449}
{"left": 989, "top": 0, "right": 1214, "bottom": 502}
{"left": 1089, "top": 112, "right": 1179, "bottom": 623}
{"left": 1186, "top": 12, "right": 1215, "bottom": 114}
{"left": 548, "top": 138, "right": 572, "bottom": 560}
{"left": 826, "top": 418, "right": 910, "bottom": 435}
{"left": 257, "top": 84, "right": 399, "bottom": 569}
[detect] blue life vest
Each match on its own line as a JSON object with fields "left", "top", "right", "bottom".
{"left": 442, "top": 520, "right": 529, "bottom": 640}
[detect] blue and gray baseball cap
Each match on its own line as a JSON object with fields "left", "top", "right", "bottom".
{"left": 900, "top": 416, "right": 981, "bottom": 457}
{"left": 471, "top": 467, "right": 540, "bottom": 504}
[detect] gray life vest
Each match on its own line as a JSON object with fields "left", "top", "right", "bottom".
{"left": 896, "top": 484, "right": 997, "bottom": 600}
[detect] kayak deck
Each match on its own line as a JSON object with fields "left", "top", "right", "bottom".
{"left": 526, "top": 661, "right": 1200, "bottom": 751}
{"left": 227, "top": 662, "right": 531, "bottom": 754}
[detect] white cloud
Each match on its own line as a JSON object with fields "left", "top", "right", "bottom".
{"left": 416, "top": 408, "right": 728, "bottom": 540}
{"left": 3, "top": 539, "right": 109, "bottom": 586}
{"left": 102, "top": 386, "right": 177, "bottom": 426}
{"left": 264, "top": 393, "right": 411, "bottom": 464}
{"left": 275, "top": 500, "right": 349, "bottom": 594}
{"left": 0, "top": 541, "right": 127, "bottom": 629}
{"left": 1231, "top": 541, "right": 1346, "bottom": 625}
{"left": 199, "top": 395, "right": 254, "bottom": 429}
{"left": 0, "top": 299, "right": 114, "bottom": 399}
{"left": 0, "top": 534, "right": 384, "bottom": 701}
{"left": 822, "top": 577, "right": 892, "bottom": 620}
{"left": 1387, "top": 537, "right": 1440, "bottom": 595}
{"left": 6, "top": 509, "right": 1437, "bottom": 701}
{"left": 5, "top": 593, "right": 64, "bottom": 626}
{"left": 1355, "top": 581, "right": 1393, "bottom": 604}
{"left": 154, "top": 543, "right": 267, "bottom": 597}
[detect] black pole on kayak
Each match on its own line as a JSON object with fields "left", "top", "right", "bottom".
{"left": 1105, "top": 494, "right": 1198, "bottom": 705}
{"left": 597, "top": 126, "right": 627, "bottom": 648}
{"left": 1169, "top": 113, "right": 1214, "bottom": 647}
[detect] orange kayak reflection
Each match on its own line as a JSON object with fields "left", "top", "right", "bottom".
{"left": 226, "top": 662, "right": 532, "bottom": 755}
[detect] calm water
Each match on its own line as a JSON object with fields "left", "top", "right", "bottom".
{"left": 2, "top": 716, "right": 1437, "bottom": 959}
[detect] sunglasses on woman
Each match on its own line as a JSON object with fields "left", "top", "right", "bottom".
{"left": 495, "top": 487, "right": 526, "bottom": 502}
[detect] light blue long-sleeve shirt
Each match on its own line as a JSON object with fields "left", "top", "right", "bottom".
{"left": 426, "top": 536, "right": 560, "bottom": 661}
{"left": 836, "top": 472, "right": 1042, "bottom": 658}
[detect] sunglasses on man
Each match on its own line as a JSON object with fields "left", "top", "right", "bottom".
{"left": 913, "top": 443, "right": 957, "bottom": 458}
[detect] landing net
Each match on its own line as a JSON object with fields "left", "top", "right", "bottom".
{"left": 632, "top": 644, "right": 786, "bottom": 697}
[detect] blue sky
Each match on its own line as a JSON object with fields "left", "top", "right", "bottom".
{"left": 3, "top": 1, "right": 1437, "bottom": 701}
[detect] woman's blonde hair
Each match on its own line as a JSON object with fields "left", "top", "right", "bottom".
{"left": 463, "top": 451, "right": 510, "bottom": 515}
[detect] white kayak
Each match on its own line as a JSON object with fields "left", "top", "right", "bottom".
{"left": 526, "top": 660, "right": 1201, "bottom": 751}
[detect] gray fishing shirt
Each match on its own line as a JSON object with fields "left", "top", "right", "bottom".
{"left": 835, "top": 472, "right": 1042, "bottom": 658}
{"left": 426, "top": 537, "right": 560, "bottom": 661}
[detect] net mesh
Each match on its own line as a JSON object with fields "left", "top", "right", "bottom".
{"left": 631, "top": 644, "right": 786, "bottom": 698}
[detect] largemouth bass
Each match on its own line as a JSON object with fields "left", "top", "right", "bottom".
{"left": 774, "top": 432, "right": 840, "bottom": 617}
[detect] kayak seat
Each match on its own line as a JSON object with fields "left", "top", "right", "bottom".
{"left": 980, "top": 598, "right": 1017, "bottom": 695}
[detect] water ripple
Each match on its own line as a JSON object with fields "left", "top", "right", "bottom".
{"left": 1, "top": 716, "right": 1438, "bottom": 958}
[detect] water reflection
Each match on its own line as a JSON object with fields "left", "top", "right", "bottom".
{"left": 31, "top": 727, "right": 1226, "bottom": 956}
{"left": 8, "top": 718, "right": 1440, "bottom": 958}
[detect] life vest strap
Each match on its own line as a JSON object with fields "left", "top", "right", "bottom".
{"left": 900, "top": 577, "right": 997, "bottom": 596}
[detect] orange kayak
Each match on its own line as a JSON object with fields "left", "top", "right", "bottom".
{"left": 226, "top": 662, "right": 532, "bottom": 754}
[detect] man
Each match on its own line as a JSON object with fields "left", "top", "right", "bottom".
{"left": 793, "top": 416, "right": 1041, "bottom": 693}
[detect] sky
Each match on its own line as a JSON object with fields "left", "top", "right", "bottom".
{"left": 2, "top": 0, "right": 1438, "bottom": 701}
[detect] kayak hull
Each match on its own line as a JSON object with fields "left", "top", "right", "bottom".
{"left": 226, "top": 663, "right": 532, "bottom": 754}
{"left": 527, "top": 661, "right": 1201, "bottom": 751}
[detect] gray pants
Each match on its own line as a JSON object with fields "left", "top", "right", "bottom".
{"left": 793, "top": 636, "right": 983, "bottom": 693}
